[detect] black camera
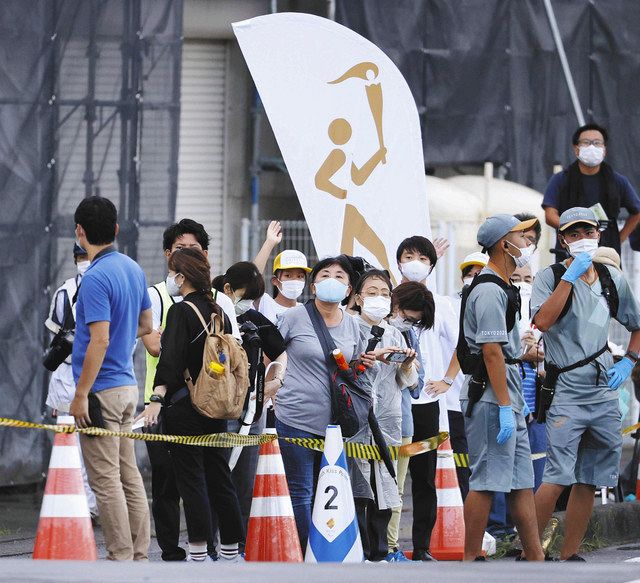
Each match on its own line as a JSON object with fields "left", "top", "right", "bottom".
{"left": 43, "top": 331, "right": 73, "bottom": 372}
{"left": 239, "top": 321, "right": 261, "bottom": 349}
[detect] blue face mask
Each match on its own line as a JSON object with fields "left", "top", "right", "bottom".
{"left": 314, "top": 278, "right": 348, "bottom": 303}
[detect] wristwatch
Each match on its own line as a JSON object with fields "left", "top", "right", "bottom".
{"left": 625, "top": 351, "right": 639, "bottom": 363}
{"left": 442, "top": 377, "right": 455, "bottom": 386}
{"left": 149, "top": 394, "right": 164, "bottom": 406}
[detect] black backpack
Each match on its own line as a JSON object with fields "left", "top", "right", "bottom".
{"left": 550, "top": 262, "right": 619, "bottom": 320}
{"left": 456, "top": 274, "right": 521, "bottom": 375}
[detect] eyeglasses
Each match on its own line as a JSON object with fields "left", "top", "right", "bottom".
{"left": 577, "top": 139, "right": 605, "bottom": 148}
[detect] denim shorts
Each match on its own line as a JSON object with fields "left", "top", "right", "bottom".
{"left": 543, "top": 400, "right": 622, "bottom": 487}
{"left": 462, "top": 400, "right": 534, "bottom": 493}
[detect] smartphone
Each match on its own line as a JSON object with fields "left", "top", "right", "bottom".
{"left": 385, "top": 351, "right": 409, "bottom": 363}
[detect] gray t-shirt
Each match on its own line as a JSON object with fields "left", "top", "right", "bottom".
{"left": 459, "top": 267, "right": 525, "bottom": 412}
{"left": 531, "top": 263, "right": 640, "bottom": 404}
{"left": 276, "top": 305, "right": 366, "bottom": 435}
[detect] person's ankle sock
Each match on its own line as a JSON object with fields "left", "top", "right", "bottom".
{"left": 188, "top": 542, "right": 207, "bottom": 562}
{"left": 220, "top": 543, "right": 239, "bottom": 560}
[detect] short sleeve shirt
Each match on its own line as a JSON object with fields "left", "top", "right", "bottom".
{"left": 72, "top": 249, "right": 151, "bottom": 391}
{"left": 530, "top": 263, "right": 640, "bottom": 404}
{"left": 275, "top": 305, "right": 366, "bottom": 435}
{"left": 542, "top": 169, "right": 640, "bottom": 215}
{"left": 459, "top": 267, "right": 525, "bottom": 412}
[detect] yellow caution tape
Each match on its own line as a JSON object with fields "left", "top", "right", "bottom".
{"left": 0, "top": 417, "right": 446, "bottom": 460}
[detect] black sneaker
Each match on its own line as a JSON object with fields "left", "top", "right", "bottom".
{"left": 515, "top": 555, "right": 526, "bottom": 561}
{"left": 412, "top": 549, "right": 438, "bottom": 562}
{"left": 474, "top": 556, "right": 486, "bottom": 562}
{"left": 564, "top": 554, "right": 586, "bottom": 562}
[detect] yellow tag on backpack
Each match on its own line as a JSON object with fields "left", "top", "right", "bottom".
{"left": 183, "top": 301, "right": 249, "bottom": 419}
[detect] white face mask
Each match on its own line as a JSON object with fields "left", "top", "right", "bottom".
{"left": 76, "top": 260, "right": 90, "bottom": 277}
{"left": 513, "top": 281, "right": 532, "bottom": 298}
{"left": 567, "top": 237, "right": 599, "bottom": 259}
{"left": 166, "top": 274, "right": 181, "bottom": 297}
{"left": 234, "top": 298, "right": 254, "bottom": 316}
{"left": 400, "top": 259, "right": 432, "bottom": 282}
{"left": 462, "top": 276, "right": 474, "bottom": 287}
{"left": 389, "top": 315, "right": 414, "bottom": 332}
{"left": 506, "top": 241, "right": 534, "bottom": 268}
{"left": 278, "top": 279, "right": 305, "bottom": 300}
{"left": 361, "top": 296, "right": 392, "bottom": 322}
{"left": 578, "top": 144, "right": 605, "bottom": 168}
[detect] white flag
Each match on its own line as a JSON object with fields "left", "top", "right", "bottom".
{"left": 233, "top": 13, "right": 431, "bottom": 283}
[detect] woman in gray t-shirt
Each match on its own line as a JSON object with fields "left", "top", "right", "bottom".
{"left": 275, "top": 256, "right": 371, "bottom": 551}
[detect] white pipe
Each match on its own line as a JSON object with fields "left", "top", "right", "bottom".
{"left": 240, "top": 217, "right": 250, "bottom": 261}
{"left": 543, "top": 0, "right": 586, "bottom": 126}
{"left": 483, "top": 162, "right": 493, "bottom": 218}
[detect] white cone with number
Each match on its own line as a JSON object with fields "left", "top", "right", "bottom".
{"left": 305, "top": 425, "right": 363, "bottom": 563}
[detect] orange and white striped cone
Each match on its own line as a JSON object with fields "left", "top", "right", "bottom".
{"left": 33, "top": 415, "right": 97, "bottom": 560}
{"left": 429, "top": 438, "right": 465, "bottom": 561}
{"left": 244, "top": 429, "right": 303, "bottom": 562}
{"left": 636, "top": 455, "right": 640, "bottom": 500}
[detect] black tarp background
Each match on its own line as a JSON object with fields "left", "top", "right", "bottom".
{"left": 0, "top": 0, "right": 181, "bottom": 486}
{"left": 336, "top": 0, "right": 640, "bottom": 193}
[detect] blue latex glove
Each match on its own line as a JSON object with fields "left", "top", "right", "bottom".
{"left": 522, "top": 401, "right": 531, "bottom": 418}
{"left": 497, "top": 405, "right": 515, "bottom": 445}
{"left": 560, "top": 252, "right": 592, "bottom": 284}
{"left": 607, "top": 356, "right": 634, "bottom": 390}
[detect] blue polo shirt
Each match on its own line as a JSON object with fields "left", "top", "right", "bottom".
{"left": 72, "top": 248, "right": 151, "bottom": 392}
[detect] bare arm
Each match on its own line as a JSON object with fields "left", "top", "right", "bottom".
{"left": 253, "top": 221, "right": 283, "bottom": 273}
{"left": 482, "top": 342, "right": 510, "bottom": 406}
{"left": 141, "top": 328, "right": 161, "bottom": 358}
{"left": 544, "top": 206, "right": 560, "bottom": 229}
{"left": 619, "top": 212, "right": 640, "bottom": 243}
{"left": 69, "top": 321, "right": 110, "bottom": 427}
{"left": 137, "top": 308, "right": 153, "bottom": 338}
{"left": 532, "top": 280, "right": 573, "bottom": 332}
{"left": 627, "top": 329, "right": 640, "bottom": 356}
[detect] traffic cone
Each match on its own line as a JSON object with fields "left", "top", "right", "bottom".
{"left": 306, "top": 425, "right": 363, "bottom": 563}
{"left": 33, "top": 415, "right": 97, "bottom": 560}
{"left": 636, "top": 457, "right": 640, "bottom": 500}
{"left": 429, "top": 438, "right": 465, "bottom": 560}
{"left": 244, "top": 428, "right": 303, "bottom": 562}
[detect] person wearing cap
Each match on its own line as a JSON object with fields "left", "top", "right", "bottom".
{"left": 253, "top": 221, "right": 312, "bottom": 324}
{"left": 542, "top": 123, "right": 640, "bottom": 256}
{"left": 531, "top": 206, "right": 640, "bottom": 561}
{"left": 44, "top": 243, "right": 98, "bottom": 518}
{"left": 459, "top": 214, "right": 544, "bottom": 561}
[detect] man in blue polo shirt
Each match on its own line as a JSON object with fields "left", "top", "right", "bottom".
{"left": 69, "top": 196, "right": 153, "bottom": 561}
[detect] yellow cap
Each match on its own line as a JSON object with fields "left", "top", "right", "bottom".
{"left": 459, "top": 252, "right": 489, "bottom": 271}
{"left": 273, "top": 250, "right": 312, "bottom": 274}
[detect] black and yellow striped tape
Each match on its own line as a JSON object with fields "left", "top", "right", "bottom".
{"left": 0, "top": 417, "right": 448, "bottom": 461}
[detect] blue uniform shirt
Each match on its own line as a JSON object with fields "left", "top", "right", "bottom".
{"left": 72, "top": 248, "right": 151, "bottom": 392}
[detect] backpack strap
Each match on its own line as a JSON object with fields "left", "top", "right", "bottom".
{"left": 593, "top": 262, "right": 619, "bottom": 318}
{"left": 550, "top": 263, "right": 572, "bottom": 320}
{"left": 456, "top": 273, "right": 520, "bottom": 375}
{"left": 550, "top": 261, "right": 618, "bottom": 320}
{"left": 183, "top": 300, "right": 225, "bottom": 338}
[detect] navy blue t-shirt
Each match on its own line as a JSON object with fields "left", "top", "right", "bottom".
{"left": 72, "top": 248, "right": 151, "bottom": 392}
{"left": 542, "top": 169, "right": 640, "bottom": 215}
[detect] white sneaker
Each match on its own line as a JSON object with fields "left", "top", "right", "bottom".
{"left": 187, "top": 555, "right": 214, "bottom": 562}
{"left": 219, "top": 554, "right": 245, "bottom": 564}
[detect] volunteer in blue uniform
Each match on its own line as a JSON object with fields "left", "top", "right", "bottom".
{"left": 459, "top": 214, "right": 544, "bottom": 562}
{"left": 532, "top": 207, "right": 640, "bottom": 561}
